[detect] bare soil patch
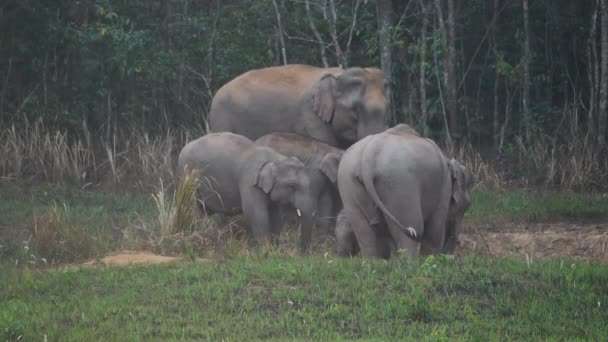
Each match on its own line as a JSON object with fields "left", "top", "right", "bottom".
{"left": 77, "top": 224, "right": 608, "bottom": 267}
{"left": 458, "top": 223, "right": 608, "bottom": 264}
{"left": 81, "top": 251, "right": 211, "bottom": 267}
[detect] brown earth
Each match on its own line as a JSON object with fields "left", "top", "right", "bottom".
{"left": 79, "top": 224, "right": 608, "bottom": 267}
{"left": 81, "top": 251, "right": 211, "bottom": 267}
{"left": 457, "top": 223, "right": 608, "bottom": 264}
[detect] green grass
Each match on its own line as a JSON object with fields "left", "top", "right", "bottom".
{"left": 467, "top": 190, "right": 608, "bottom": 227}
{"left": 0, "top": 183, "right": 154, "bottom": 262}
{"left": 2, "top": 184, "right": 608, "bottom": 263}
{"left": 1, "top": 256, "right": 607, "bottom": 340}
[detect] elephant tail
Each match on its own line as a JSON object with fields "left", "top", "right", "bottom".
{"left": 359, "top": 141, "right": 420, "bottom": 242}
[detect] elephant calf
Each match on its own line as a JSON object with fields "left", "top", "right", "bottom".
{"left": 336, "top": 124, "right": 474, "bottom": 259}
{"left": 177, "top": 132, "right": 334, "bottom": 253}
{"left": 254, "top": 132, "right": 343, "bottom": 235}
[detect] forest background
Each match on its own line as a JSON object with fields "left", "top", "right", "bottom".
{"left": 1, "top": 0, "right": 607, "bottom": 189}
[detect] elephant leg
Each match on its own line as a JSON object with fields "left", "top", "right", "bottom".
{"left": 241, "top": 189, "right": 272, "bottom": 246}
{"left": 269, "top": 204, "right": 285, "bottom": 244}
{"left": 339, "top": 172, "right": 384, "bottom": 258}
{"left": 375, "top": 183, "right": 422, "bottom": 258}
{"left": 373, "top": 222, "right": 396, "bottom": 259}
{"left": 335, "top": 211, "right": 359, "bottom": 257}
{"left": 343, "top": 206, "right": 380, "bottom": 258}
{"left": 316, "top": 190, "right": 338, "bottom": 236}
{"left": 420, "top": 206, "right": 449, "bottom": 256}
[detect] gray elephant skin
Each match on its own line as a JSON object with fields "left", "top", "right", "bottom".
{"left": 177, "top": 132, "right": 331, "bottom": 253}
{"left": 254, "top": 132, "right": 343, "bottom": 235}
{"left": 336, "top": 124, "right": 474, "bottom": 259}
{"left": 209, "top": 64, "right": 388, "bottom": 148}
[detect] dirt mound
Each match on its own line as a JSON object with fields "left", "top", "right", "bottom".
{"left": 458, "top": 223, "right": 608, "bottom": 263}
{"left": 82, "top": 251, "right": 190, "bottom": 267}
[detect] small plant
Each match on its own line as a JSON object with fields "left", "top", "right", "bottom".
{"left": 150, "top": 169, "right": 208, "bottom": 255}
{"left": 29, "top": 202, "right": 101, "bottom": 263}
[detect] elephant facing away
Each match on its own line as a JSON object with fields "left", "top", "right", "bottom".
{"left": 177, "top": 132, "right": 330, "bottom": 253}
{"left": 209, "top": 64, "right": 388, "bottom": 149}
{"left": 254, "top": 132, "right": 343, "bottom": 235}
{"left": 336, "top": 124, "right": 474, "bottom": 259}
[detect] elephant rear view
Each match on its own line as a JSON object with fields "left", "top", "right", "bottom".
{"left": 177, "top": 132, "right": 334, "bottom": 253}
{"left": 336, "top": 124, "right": 474, "bottom": 259}
{"left": 209, "top": 64, "right": 388, "bottom": 148}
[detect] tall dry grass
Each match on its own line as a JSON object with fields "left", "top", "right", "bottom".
{"left": 1, "top": 117, "right": 607, "bottom": 191}
{"left": 448, "top": 133, "right": 607, "bottom": 191}
{"left": 0, "top": 118, "right": 202, "bottom": 189}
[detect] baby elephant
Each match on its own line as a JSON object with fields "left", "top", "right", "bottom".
{"left": 177, "top": 132, "right": 330, "bottom": 253}
{"left": 336, "top": 124, "right": 474, "bottom": 259}
{"left": 254, "top": 132, "right": 343, "bottom": 235}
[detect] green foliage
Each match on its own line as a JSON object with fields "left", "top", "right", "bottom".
{"left": 0, "top": 0, "right": 604, "bottom": 147}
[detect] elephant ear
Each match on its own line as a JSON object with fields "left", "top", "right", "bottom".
{"left": 320, "top": 152, "right": 342, "bottom": 184}
{"left": 255, "top": 161, "right": 277, "bottom": 194}
{"left": 448, "top": 158, "right": 466, "bottom": 206}
{"left": 313, "top": 74, "right": 337, "bottom": 123}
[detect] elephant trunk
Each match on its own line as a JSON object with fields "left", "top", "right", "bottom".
{"left": 357, "top": 120, "right": 387, "bottom": 141}
{"left": 294, "top": 198, "right": 315, "bottom": 253}
{"left": 442, "top": 217, "right": 462, "bottom": 254}
{"left": 298, "top": 211, "right": 313, "bottom": 254}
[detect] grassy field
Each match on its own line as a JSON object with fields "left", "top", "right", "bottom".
{"left": 2, "top": 183, "right": 608, "bottom": 340}
{"left": 2, "top": 256, "right": 607, "bottom": 340}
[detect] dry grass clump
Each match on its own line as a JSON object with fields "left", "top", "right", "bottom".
{"left": 0, "top": 119, "right": 94, "bottom": 183}
{"left": 513, "top": 135, "right": 608, "bottom": 190}
{"left": 1, "top": 117, "right": 607, "bottom": 192}
{"left": 0, "top": 117, "right": 201, "bottom": 189}
{"left": 448, "top": 133, "right": 608, "bottom": 191}
{"left": 30, "top": 203, "right": 103, "bottom": 263}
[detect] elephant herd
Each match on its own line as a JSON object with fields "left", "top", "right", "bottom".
{"left": 177, "top": 64, "right": 474, "bottom": 259}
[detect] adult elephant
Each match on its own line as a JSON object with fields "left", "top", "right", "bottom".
{"left": 254, "top": 132, "right": 343, "bottom": 235}
{"left": 209, "top": 64, "right": 388, "bottom": 148}
{"left": 177, "top": 132, "right": 330, "bottom": 253}
{"left": 336, "top": 124, "right": 474, "bottom": 259}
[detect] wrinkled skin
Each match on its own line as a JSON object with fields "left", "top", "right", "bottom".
{"left": 177, "top": 132, "right": 326, "bottom": 253}
{"left": 254, "top": 132, "right": 343, "bottom": 235}
{"left": 336, "top": 124, "right": 474, "bottom": 259}
{"left": 209, "top": 64, "right": 388, "bottom": 149}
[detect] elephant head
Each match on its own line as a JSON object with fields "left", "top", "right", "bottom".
{"left": 253, "top": 156, "right": 321, "bottom": 251}
{"left": 443, "top": 158, "right": 475, "bottom": 253}
{"left": 312, "top": 67, "right": 388, "bottom": 146}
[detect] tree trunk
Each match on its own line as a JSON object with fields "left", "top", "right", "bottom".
{"left": 446, "top": 0, "right": 458, "bottom": 138}
{"left": 434, "top": 0, "right": 451, "bottom": 142}
{"left": 599, "top": 0, "right": 608, "bottom": 146}
{"left": 305, "top": 0, "right": 329, "bottom": 67}
{"left": 377, "top": 0, "right": 395, "bottom": 125}
{"left": 419, "top": 0, "right": 429, "bottom": 136}
{"left": 588, "top": 1, "right": 599, "bottom": 138}
{"left": 492, "top": 0, "right": 500, "bottom": 149}
{"left": 522, "top": 0, "right": 531, "bottom": 141}
{"left": 328, "top": 0, "right": 346, "bottom": 67}
{"left": 272, "top": 0, "right": 287, "bottom": 65}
